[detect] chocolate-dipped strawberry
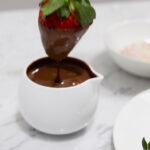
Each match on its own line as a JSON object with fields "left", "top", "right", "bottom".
{"left": 38, "top": 0, "right": 96, "bottom": 61}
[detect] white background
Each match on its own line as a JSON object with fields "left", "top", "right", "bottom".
{"left": 0, "top": 0, "right": 144, "bottom": 11}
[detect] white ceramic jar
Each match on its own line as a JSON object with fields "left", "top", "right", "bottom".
{"left": 19, "top": 57, "right": 103, "bottom": 135}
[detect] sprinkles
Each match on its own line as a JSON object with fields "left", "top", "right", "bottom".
{"left": 120, "top": 40, "right": 150, "bottom": 62}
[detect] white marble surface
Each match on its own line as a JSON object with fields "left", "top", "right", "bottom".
{"left": 1, "top": 1, "right": 150, "bottom": 150}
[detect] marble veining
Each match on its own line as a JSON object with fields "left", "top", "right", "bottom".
{"left": 1, "top": 1, "right": 150, "bottom": 150}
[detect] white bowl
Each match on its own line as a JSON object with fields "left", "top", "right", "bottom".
{"left": 18, "top": 57, "right": 104, "bottom": 135}
{"left": 105, "top": 20, "right": 150, "bottom": 78}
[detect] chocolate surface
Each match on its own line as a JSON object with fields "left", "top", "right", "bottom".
{"left": 27, "top": 57, "right": 97, "bottom": 88}
{"left": 39, "top": 20, "right": 88, "bottom": 61}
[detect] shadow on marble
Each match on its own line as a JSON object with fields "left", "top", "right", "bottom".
{"left": 91, "top": 50, "right": 150, "bottom": 96}
{"left": 111, "top": 137, "right": 115, "bottom": 150}
{"left": 16, "top": 112, "right": 88, "bottom": 142}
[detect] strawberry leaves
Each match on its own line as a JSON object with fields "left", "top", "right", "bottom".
{"left": 57, "top": 5, "right": 70, "bottom": 19}
{"left": 142, "top": 138, "right": 150, "bottom": 150}
{"left": 41, "top": 0, "right": 65, "bottom": 18}
{"left": 40, "top": 0, "right": 96, "bottom": 27}
{"left": 73, "top": 0, "right": 96, "bottom": 27}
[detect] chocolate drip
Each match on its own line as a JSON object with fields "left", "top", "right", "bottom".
{"left": 55, "top": 61, "right": 61, "bottom": 83}
{"left": 38, "top": 19, "right": 91, "bottom": 87}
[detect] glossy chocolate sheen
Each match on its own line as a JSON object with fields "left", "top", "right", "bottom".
{"left": 27, "top": 57, "right": 97, "bottom": 88}
{"left": 38, "top": 20, "right": 88, "bottom": 61}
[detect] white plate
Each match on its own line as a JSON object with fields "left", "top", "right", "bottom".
{"left": 113, "top": 89, "right": 150, "bottom": 150}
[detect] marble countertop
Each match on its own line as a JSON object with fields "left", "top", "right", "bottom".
{"left": 1, "top": 1, "right": 150, "bottom": 150}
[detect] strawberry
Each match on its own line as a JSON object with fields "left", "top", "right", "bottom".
{"left": 38, "top": 0, "right": 95, "bottom": 60}
{"left": 39, "top": 0, "right": 96, "bottom": 29}
{"left": 39, "top": 10, "right": 80, "bottom": 29}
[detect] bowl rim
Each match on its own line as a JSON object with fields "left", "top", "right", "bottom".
{"left": 105, "top": 19, "right": 150, "bottom": 65}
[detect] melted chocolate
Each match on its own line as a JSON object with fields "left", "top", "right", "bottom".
{"left": 38, "top": 20, "right": 88, "bottom": 61}
{"left": 27, "top": 57, "right": 97, "bottom": 88}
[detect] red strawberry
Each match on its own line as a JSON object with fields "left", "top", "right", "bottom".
{"left": 39, "top": 1, "right": 80, "bottom": 29}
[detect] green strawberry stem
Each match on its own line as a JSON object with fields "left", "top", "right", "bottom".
{"left": 40, "top": 0, "right": 96, "bottom": 27}
{"left": 142, "top": 138, "right": 150, "bottom": 150}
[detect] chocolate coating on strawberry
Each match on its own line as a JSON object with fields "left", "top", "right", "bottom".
{"left": 39, "top": 20, "right": 88, "bottom": 61}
